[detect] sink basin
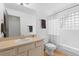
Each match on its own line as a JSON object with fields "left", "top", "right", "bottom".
{"left": 16, "top": 39, "right": 32, "bottom": 45}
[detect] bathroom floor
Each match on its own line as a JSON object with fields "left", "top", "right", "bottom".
{"left": 44, "top": 50, "right": 66, "bottom": 56}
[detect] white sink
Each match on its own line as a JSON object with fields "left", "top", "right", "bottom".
{"left": 16, "top": 39, "right": 32, "bottom": 45}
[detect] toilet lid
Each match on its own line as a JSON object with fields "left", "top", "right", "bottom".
{"left": 45, "top": 43, "right": 56, "bottom": 48}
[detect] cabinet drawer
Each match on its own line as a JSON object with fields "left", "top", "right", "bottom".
{"left": 35, "top": 41, "right": 43, "bottom": 47}
{"left": 0, "top": 48, "right": 17, "bottom": 56}
{"left": 28, "top": 46, "right": 44, "bottom": 56}
{"left": 18, "top": 43, "right": 35, "bottom": 53}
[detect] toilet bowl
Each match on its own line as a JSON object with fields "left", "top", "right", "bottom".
{"left": 42, "top": 35, "right": 56, "bottom": 56}
{"left": 45, "top": 43, "right": 56, "bottom": 56}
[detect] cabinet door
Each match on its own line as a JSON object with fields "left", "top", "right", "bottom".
{"left": 18, "top": 43, "right": 35, "bottom": 54}
{"left": 28, "top": 46, "right": 44, "bottom": 56}
{"left": 18, "top": 51, "right": 28, "bottom": 56}
{"left": 0, "top": 48, "right": 17, "bottom": 56}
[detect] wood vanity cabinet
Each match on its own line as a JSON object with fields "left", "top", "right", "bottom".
{"left": 28, "top": 46, "right": 44, "bottom": 56}
{"left": 0, "top": 38, "right": 44, "bottom": 56}
{"left": 28, "top": 41, "right": 44, "bottom": 56}
{"left": 17, "top": 41, "right": 44, "bottom": 56}
{"left": 17, "top": 43, "right": 35, "bottom": 56}
{"left": 35, "top": 40, "right": 44, "bottom": 47}
{"left": 0, "top": 48, "right": 17, "bottom": 56}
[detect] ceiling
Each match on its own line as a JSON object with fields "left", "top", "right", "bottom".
{"left": 24, "top": 3, "right": 75, "bottom": 18}
{"left": 4, "top": 3, "right": 36, "bottom": 14}
{"left": 5, "top": 3, "right": 78, "bottom": 18}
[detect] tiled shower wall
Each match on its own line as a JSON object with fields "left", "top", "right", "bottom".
{"left": 48, "top": 4, "right": 79, "bottom": 53}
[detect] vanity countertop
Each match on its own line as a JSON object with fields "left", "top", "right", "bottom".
{"left": 0, "top": 36, "right": 43, "bottom": 51}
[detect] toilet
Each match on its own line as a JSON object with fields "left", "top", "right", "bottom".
{"left": 45, "top": 43, "right": 56, "bottom": 56}
{"left": 43, "top": 37, "right": 56, "bottom": 56}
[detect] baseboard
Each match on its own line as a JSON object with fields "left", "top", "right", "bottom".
{"left": 57, "top": 43, "right": 79, "bottom": 56}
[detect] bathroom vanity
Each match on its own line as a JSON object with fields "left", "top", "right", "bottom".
{"left": 0, "top": 36, "right": 44, "bottom": 56}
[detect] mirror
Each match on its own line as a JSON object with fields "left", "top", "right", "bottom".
{"left": 1, "top": 8, "right": 35, "bottom": 38}
{"left": 2, "top": 10, "right": 21, "bottom": 37}
{"left": 6, "top": 15, "right": 21, "bottom": 37}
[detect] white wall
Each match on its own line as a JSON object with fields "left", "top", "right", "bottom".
{"left": 36, "top": 13, "right": 49, "bottom": 43}
{"left": 5, "top": 8, "right": 36, "bottom": 36}
{"left": 0, "top": 3, "right": 5, "bottom": 38}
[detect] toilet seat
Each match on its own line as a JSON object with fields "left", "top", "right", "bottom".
{"left": 45, "top": 43, "right": 56, "bottom": 51}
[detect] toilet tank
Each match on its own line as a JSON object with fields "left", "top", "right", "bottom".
{"left": 49, "top": 35, "right": 58, "bottom": 45}
{"left": 41, "top": 34, "right": 50, "bottom": 44}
